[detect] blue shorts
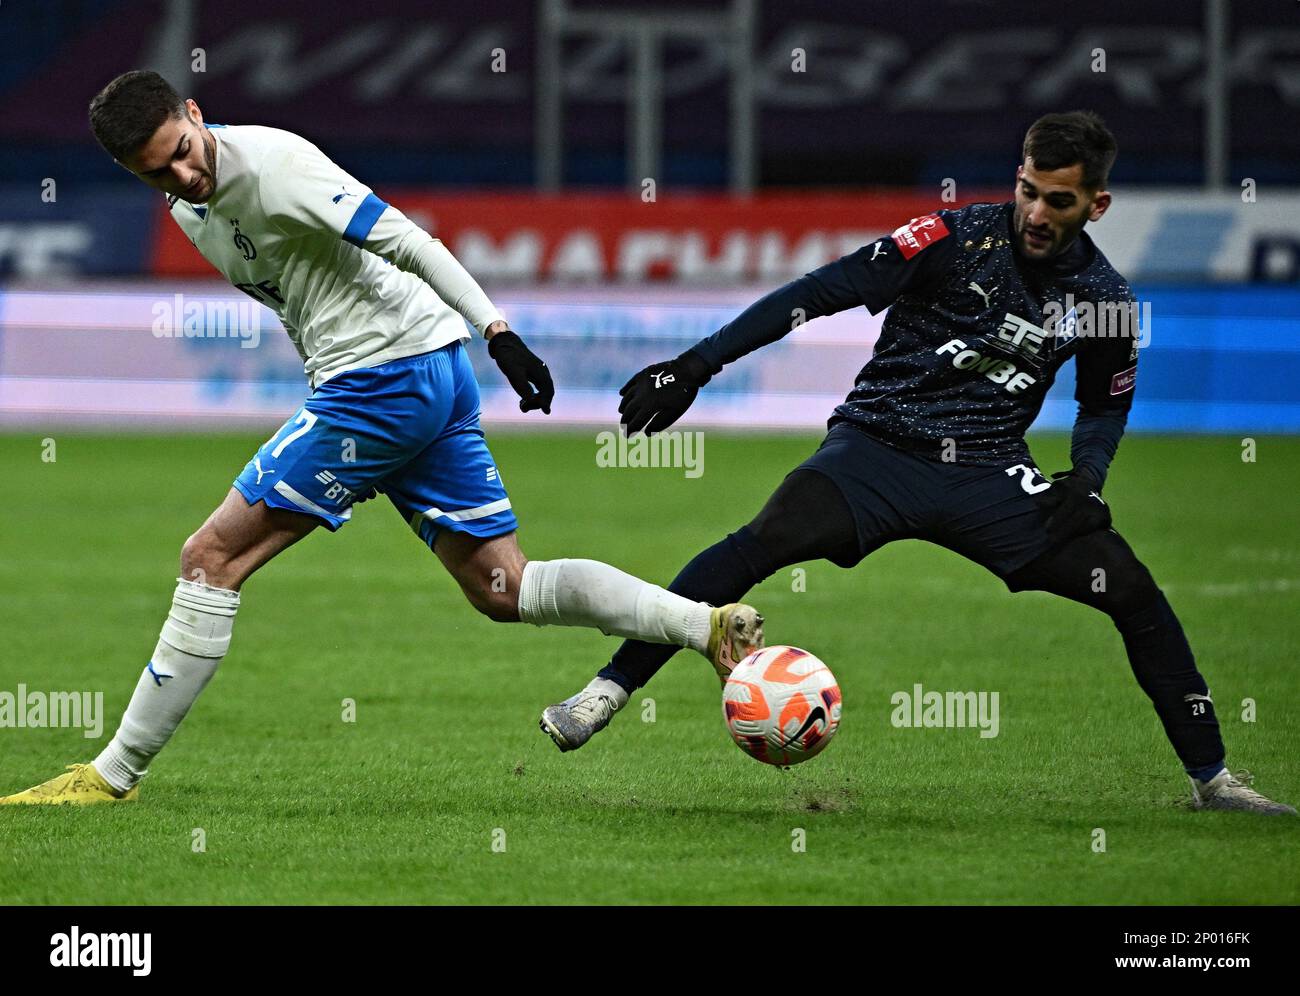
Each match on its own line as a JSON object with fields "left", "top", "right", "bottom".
{"left": 233, "top": 341, "right": 517, "bottom": 550}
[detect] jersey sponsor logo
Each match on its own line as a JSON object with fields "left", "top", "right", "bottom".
{"left": 935, "top": 338, "right": 1038, "bottom": 394}
{"left": 891, "top": 213, "right": 950, "bottom": 259}
{"left": 314, "top": 469, "right": 357, "bottom": 506}
{"left": 995, "top": 312, "right": 1048, "bottom": 357}
{"left": 1110, "top": 365, "right": 1137, "bottom": 395}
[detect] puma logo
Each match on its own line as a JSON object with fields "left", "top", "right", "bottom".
{"left": 870, "top": 241, "right": 888, "bottom": 261}
{"left": 254, "top": 457, "right": 274, "bottom": 486}
{"left": 651, "top": 371, "right": 676, "bottom": 389}
{"left": 968, "top": 281, "right": 997, "bottom": 309}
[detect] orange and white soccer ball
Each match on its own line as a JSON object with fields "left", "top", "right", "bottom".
{"left": 722, "top": 645, "right": 842, "bottom": 766}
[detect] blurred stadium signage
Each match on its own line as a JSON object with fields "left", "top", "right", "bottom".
{"left": 2, "top": 283, "right": 1297, "bottom": 434}
{"left": 146, "top": 189, "right": 1300, "bottom": 286}
{"left": 1, "top": 183, "right": 1295, "bottom": 285}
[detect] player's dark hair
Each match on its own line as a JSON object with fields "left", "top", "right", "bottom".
{"left": 1022, "top": 111, "right": 1117, "bottom": 191}
{"left": 88, "top": 70, "right": 186, "bottom": 162}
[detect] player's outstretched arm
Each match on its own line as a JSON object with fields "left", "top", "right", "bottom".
{"left": 619, "top": 217, "right": 956, "bottom": 434}
{"left": 618, "top": 350, "right": 714, "bottom": 434}
{"left": 619, "top": 255, "right": 868, "bottom": 433}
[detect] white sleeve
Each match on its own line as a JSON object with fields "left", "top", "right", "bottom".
{"left": 361, "top": 205, "right": 506, "bottom": 335}
{"left": 257, "top": 141, "right": 388, "bottom": 244}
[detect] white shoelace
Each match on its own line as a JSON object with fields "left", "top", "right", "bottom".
{"left": 570, "top": 693, "right": 618, "bottom": 725}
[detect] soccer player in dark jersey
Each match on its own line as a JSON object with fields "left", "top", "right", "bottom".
{"left": 538, "top": 111, "right": 1293, "bottom": 815}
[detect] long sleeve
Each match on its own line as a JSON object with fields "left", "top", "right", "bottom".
{"left": 359, "top": 206, "right": 505, "bottom": 335}
{"left": 1069, "top": 410, "right": 1127, "bottom": 489}
{"left": 1070, "top": 288, "right": 1140, "bottom": 489}
{"left": 691, "top": 213, "right": 957, "bottom": 373}
{"left": 690, "top": 260, "right": 863, "bottom": 372}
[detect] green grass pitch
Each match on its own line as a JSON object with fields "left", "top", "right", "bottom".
{"left": 1, "top": 430, "right": 1296, "bottom": 905}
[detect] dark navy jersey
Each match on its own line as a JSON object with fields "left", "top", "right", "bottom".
{"left": 692, "top": 200, "right": 1140, "bottom": 473}
{"left": 832, "top": 200, "right": 1137, "bottom": 463}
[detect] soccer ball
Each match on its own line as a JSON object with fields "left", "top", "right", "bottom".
{"left": 722, "top": 645, "right": 842, "bottom": 766}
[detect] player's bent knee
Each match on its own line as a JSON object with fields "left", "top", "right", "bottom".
{"left": 179, "top": 527, "right": 242, "bottom": 589}
{"left": 179, "top": 530, "right": 224, "bottom": 585}
{"left": 746, "top": 469, "right": 861, "bottom": 569}
{"left": 1091, "top": 538, "right": 1161, "bottom": 618}
{"left": 475, "top": 593, "right": 521, "bottom": 624}
{"left": 462, "top": 581, "right": 521, "bottom": 623}
{"left": 1003, "top": 528, "right": 1164, "bottom": 621}
{"left": 1103, "top": 566, "right": 1162, "bottom": 625}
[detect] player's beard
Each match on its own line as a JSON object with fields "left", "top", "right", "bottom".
{"left": 180, "top": 127, "right": 218, "bottom": 204}
{"left": 1013, "top": 206, "right": 1086, "bottom": 260}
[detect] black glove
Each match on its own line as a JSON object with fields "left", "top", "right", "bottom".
{"left": 618, "top": 349, "right": 714, "bottom": 434}
{"left": 1036, "top": 470, "right": 1111, "bottom": 548}
{"left": 488, "top": 330, "right": 554, "bottom": 414}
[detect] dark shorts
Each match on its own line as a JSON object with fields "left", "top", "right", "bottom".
{"left": 795, "top": 422, "right": 1054, "bottom": 577}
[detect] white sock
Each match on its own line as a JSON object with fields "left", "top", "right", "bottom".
{"left": 94, "top": 578, "right": 240, "bottom": 792}
{"left": 587, "top": 677, "right": 630, "bottom": 708}
{"left": 517, "top": 559, "right": 711, "bottom": 651}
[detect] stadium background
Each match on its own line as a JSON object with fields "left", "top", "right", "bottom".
{"left": 2, "top": 0, "right": 1298, "bottom": 432}
{"left": 2, "top": 0, "right": 1298, "bottom": 908}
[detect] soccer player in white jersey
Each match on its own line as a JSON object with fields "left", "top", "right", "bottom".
{"left": 1, "top": 70, "right": 763, "bottom": 805}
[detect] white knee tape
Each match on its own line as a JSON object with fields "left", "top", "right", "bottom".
{"left": 518, "top": 559, "right": 563, "bottom": 627}
{"left": 159, "top": 578, "right": 241, "bottom": 658}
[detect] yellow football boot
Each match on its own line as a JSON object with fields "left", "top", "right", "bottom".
{"left": 704, "top": 603, "right": 765, "bottom": 687}
{"left": 0, "top": 763, "right": 138, "bottom": 805}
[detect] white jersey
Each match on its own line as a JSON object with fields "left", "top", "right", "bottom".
{"left": 167, "top": 123, "right": 472, "bottom": 388}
